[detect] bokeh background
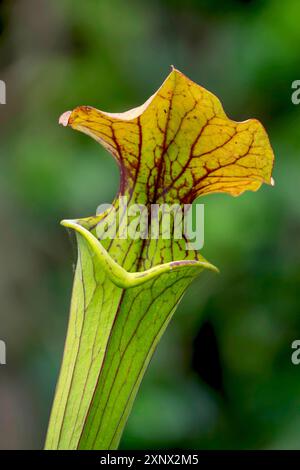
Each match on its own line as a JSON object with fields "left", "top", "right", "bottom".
{"left": 0, "top": 0, "right": 299, "bottom": 450}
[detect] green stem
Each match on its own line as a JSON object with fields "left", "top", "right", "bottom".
{"left": 45, "top": 222, "right": 214, "bottom": 449}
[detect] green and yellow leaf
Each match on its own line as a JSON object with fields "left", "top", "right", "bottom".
{"left": 46, "top": 68, "right": 274, "bottom": 449}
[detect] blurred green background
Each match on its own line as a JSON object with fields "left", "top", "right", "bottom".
{"left": 0, "top": 0, "right": 299, "bottom": 450}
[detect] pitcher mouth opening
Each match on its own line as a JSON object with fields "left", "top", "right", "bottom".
{"left": 61, "top": 218, "right": 218, "bottom": 289}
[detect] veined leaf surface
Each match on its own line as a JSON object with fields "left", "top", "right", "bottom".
{"left": 46, "top": 69, "right": 274, "bottom": 449}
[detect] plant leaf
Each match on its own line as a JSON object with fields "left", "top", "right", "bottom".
{"left": 60, "top": 67, "right": 274, "bottom": 203}
{"left": 46, "top": 68, "right": 274, "bottom": 449}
